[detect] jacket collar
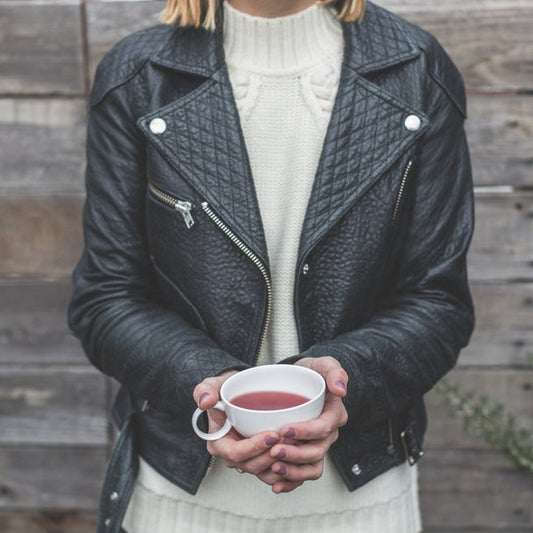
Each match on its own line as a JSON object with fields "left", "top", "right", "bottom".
{"left": 141, "top": 2, "right": 427, "bottom": 265}
{"left": 150, "top": 1, "right": 421, "bottom": 78}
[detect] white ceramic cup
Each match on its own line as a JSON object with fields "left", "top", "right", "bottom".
{"left": 191, "top": 364, "right": 326, "bottom": 440}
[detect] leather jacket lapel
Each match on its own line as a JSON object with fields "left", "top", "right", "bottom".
{"left": 138, "top": 1, "right": 428, "bottom": 266}
{"left": 139, "top": 24, "right": 269, "bottom": 265}
{"left": 299, "top": 63, "right": 428, "bottom": 258}
{"left": 299, "top": 3, "right": 429, "bottom": 257}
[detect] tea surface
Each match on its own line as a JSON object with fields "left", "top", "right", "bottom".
{"left": 230, "top": 391, "right": 309, "bottom": 410}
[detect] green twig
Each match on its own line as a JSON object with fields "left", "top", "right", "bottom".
{"left": 435, "top": 379, "right": 533, "bottom": 474}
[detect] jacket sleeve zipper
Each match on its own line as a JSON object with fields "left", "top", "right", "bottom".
{"left": 392, "top": 160, "right": 413, "bottom": 223}
{"left": 148, "top": 181, "right": 195, "bottom": 229}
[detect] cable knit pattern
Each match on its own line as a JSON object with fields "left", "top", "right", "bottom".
{"left": 123, "top": 3, "right": 421, "bottom": 532}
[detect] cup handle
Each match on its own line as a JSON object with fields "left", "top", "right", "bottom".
{"left": 192, "top": 401, "right": 233, "bottom": 441}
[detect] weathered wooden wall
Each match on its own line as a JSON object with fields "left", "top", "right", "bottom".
{"left": 0, "top": 0, "right": 531, "bottom": 531}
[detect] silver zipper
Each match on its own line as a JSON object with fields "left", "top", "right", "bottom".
{"left": 201, "top": 201, "right": 272, "bottom": 479}
{"left": 201, "top": 202, "right": 272, "bottom": 365}
{"left": 148, "top": 182, "right": 195, "bottom": 229}
{"left": 392, "top": 160, "right": 413, "bottom": 222}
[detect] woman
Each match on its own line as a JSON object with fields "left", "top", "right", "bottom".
{"left": 68, "top": 0, "right": 475, "bottom": 531}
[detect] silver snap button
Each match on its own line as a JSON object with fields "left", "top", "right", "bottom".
{"left": 404, "top": 114, "right": 421, "bottom": 132}
{"left": 149, "top": 117, "right": 167, "bottom": 134}
{"left": 104, "top": 518, "right": 111, "bottom": 528}
{"left": 110, "top": 491, "right": 118, "bottom": 501}
{"left": 351, "top": 464, "right": 362, "bottom": 476}
{"left": 302, "top": 263, "right": 309, "bottom": 275}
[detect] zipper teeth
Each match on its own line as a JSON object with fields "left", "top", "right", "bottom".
{"left": 148, "top": 181, "right": 179, "bottom": 208}
{"left": 201, "top": 202, "right": 272, "bottom": 366}
{"left": 392, "top": 160, "right": 413, "bottom": 222}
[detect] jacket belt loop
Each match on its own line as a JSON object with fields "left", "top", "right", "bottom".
{"left": 400, "top": 419, "right": 424, "bottom": 466}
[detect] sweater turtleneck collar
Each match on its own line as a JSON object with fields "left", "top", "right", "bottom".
{"left": 222, "top": 1, "right": 343, "bottom": 73}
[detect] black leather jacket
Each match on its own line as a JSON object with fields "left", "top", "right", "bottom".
{"left": 68, "top": 2, "right": 474, "bottom": 530}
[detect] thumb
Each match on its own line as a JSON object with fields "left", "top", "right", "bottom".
{"left": 193, "top": 370, "right": 238, "bottom": 409}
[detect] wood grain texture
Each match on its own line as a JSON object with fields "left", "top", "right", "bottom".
{"left": 460, "top": 282, "right": 533, "bottom": 366}
{"left": 467, "top": 95, "right": 533, "bottom": 187}
{"left": 0, "top": 196, "right": 83, "bottom": 278}
{"left": 0, "top": 512, "right": 96, "bottom": 533}
{"left": 380, "top": 0, "right": 533, "bottom": 91}
{"left": 0, "top": 446, "right": 105, "bottom": 510}
{"left": 0, "top": 366, "right": 107, "bottom": 446}
{"left": 0, "top": 280, "right": 85, "bottom": 365}
{"left": 468, "top": 193, "right": 533, "bottom": 282}
{"left": 0, "top": 99, "right": 86, "bottom": 195}
{"left": 419, "top": 449, "right": 533, "bottom": 530}
{"left": 0, "top": 2, "right": 84, "bottom": 95}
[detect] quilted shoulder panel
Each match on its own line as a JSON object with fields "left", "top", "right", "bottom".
{"left": 90, "top": 24, "right": 174, "bottom": 107}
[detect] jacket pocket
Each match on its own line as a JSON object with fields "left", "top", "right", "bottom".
{"left": 150, "top": 256, "right": 207, "bottom": 332}
{"left": 148, "top": 181, "right": 196, "bottom": 229}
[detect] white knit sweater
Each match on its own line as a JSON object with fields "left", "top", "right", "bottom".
{"left": 122, "top": 3, "right": 422, "bottom": 532}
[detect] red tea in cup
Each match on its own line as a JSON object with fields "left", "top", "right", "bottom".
{"left": 230, "top": 391, "right": 310, "bottom": 411}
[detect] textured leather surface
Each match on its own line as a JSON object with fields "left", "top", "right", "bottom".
{"left": 68, "top": 0, "right": 474, "bottom": 504}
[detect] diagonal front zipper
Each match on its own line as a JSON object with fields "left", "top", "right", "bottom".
{"left": 201, "top": 201, "right": 272, "bottom": 365}
{"left": 148, "top": 181, "right": 195, "bottom": 229}
{"left": 392, "top": 160, "right": 413, "bottom": 222}
{"left": 200, "top": 201, "right": 272, "bottom": 479}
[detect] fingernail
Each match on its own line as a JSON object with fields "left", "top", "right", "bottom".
{"left": 283, "top": 428, "right": 296, "bottom": 439}
{"left": 275, "top": 448, "right": 287, "bottom": 459}
{"left": 274, "top": 465, "right": 287, "bottom": 476}
{"left": 199, "top": 392, "right": 209, "bottom": 406}
{"left": 264, "top": 435, "right": 279, "bottom": 447}
{"left": 335, "top": 380, "right": 347, "bottom": 392}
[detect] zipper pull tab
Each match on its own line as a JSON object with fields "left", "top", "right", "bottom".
{"left": 174, "top": 201, "right": 194, "bottom": 229}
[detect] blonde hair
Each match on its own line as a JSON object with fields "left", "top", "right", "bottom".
{"left": 161, "top": 0, "right": 366, "bottom": 30}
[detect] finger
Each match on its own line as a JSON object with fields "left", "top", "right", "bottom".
{"left": 193, "top": 370, "right": 238, "bottom": 409}
{"left": 271, "top": 479, "right": 304, "bottom": 494}
{"left": 271, "top": 460, "right": 324, "bottom": 483}
{"left": 231, "top": 451, "right": 278, "bottom": 476}
{"left": 280, "top": 395, "right": 348, "bottom": 441}
{"left": 296, "top": 356, "right": 348, "bottom": 398}
{"left": 207, "top": 431, "right": 280, "bottom": 465}
{"left": 270, "top": 433, "right": 335, "bottom": 465}
{"left": 255, "top": 469, "right": 285, "bottom": 486}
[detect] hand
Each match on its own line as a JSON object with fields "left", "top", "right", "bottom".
{"left": 268, "top": 356, "right": 348, "bottom": 494}
{"left": 193, "top": 371, "right": 285, "bottom": 487}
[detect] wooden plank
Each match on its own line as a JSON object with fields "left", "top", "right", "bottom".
{"left": 459, "top": 282, "right": 533, "bottom": 366}
{"left": 0, "top": 2, "right": 84, "bottom": 96}
{"left": 425, "top": 368, "right": 533, "bottom": 450}
{"left": 0, "top": 196, "right": 83, "bottom": 279}
{"left": 86, "top": 0, "right": 163, "bottom": 82}
{"left": 0, "top": 366, "right": 107, "bottom": 446}
{"left": 468, "top": 193, "right": 533, "bottom": 282}
{"left": 0, "top": 446, "right": 105, "bottom": 510}
{"left": 0, "top": 512, "right": 96, "bottom": 533}
{"left": 466, "top": 95, "right": 533, "bottom": 188}
{"left": 380, "top": 0, "right": 533, "bottom": 91}
{"left": 0, "top": 280, "right": 86, "bottom": 365}
{"left": 0, "top": 99, "right": 86, "bottom": 195}
{"left": 419, "top": 449, "right": 533, "bottom": 530}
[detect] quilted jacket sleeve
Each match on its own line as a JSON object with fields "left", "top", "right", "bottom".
{"left": 294, "top": 64, "right": 475, "bottom": 428}
{"left": 68, "top": 80, "right": 248, "bottom": 417}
